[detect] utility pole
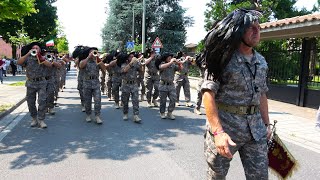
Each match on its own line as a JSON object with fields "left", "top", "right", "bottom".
{"left": 132, "top": 8, "right": 135, "bottom": 41}
{"left": 142, "top": 0, "right": 146, "bottom": 53}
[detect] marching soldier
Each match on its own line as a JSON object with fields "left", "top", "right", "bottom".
{"left": 156, "top": 53, "right": 182, "bottom": 120}
{"left": 144, "top": 49, "right": 159, "bottom": 107}
{"left": 17, "top": 42, "right": 53, "bottom": 128}
{"left": 174, "top": 51, "right": 193, "bottom": 107}
{"left": 104, "top": 53, "right": 116, "bottom": 100}
{"left": 136, "top": 52, "right": 146, "bottom": 101}
{"left": 194, "top": 53, "right": 206, "bottom": 115}
{"left": 79, "top": 47, "right": 106, "bottom": 124}
{"left": 59, "top": 54, "right": 68, "bottom": 91}
{"left": 44, "top": 50, "right": 62, "bottom": 115}
{"left": 119, "top": 52, "right": 142, "bottom": 123}
{"left": 109, "top": 55, "right": 122, "bottom": 109}
{"left": 99, "top": 53, "right": 108, "bottom": 95}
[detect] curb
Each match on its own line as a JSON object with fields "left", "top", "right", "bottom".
{"left": 0, "top": 97, "right": 26, "bottom": 120}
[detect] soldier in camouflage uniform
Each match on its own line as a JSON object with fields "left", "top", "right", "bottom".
{"left": 137, "top": 63, "right": 146, "bottom": 101}
{"left": 100, "top": 68, "right": 106, "bottom": 95}
{"left": 104, "top": 53, "right": 116, "bottom": 101}
{"left": 18, "top": 42, "right": 53, "bottom": 128}
{"left": 120, "top": 53, "right": 142, "bottom": 123}
{"left": 156, "top": 53, "right": 182, "bottom": 120}
{"left": 174, "top": 52, "right": 194, "bottom": 107}
{"left": 44, "top": 51, "right": 62, "bottom": 115}
{"left": 79, "top": 47, "right": 106, "bottom": 124}
{"left": 109, "top": 58, "right": 122, "bottom": 109}
{"left": 194, "top": 57, "right": 206, "bottom": 115}
{"left": 144, "top": 50, "right": 159, "bottom": 107}
{"left": 59, "top": 55, "right": 67, "bottom": 91}
{"left": 201, "top": 9, "right": 271, "bottom": 179}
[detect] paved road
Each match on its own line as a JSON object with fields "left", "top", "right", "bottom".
{"left": 0, "top": 69, "right": 320, "bottom": 179}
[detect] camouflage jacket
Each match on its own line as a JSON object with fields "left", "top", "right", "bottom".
{"left": 83, "top": 59, "right": 101, "bottom": 89}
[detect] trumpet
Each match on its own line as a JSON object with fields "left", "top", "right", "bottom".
{"left": 46, "top": 54, "right": 53, "bottom": 62}
{"left": 31, "top": 49, "right": 37, "bottom": 56}
{"left": 139, "top": 58, "right": 146, "bottom": 65}
{"left": 93, "top": 50, "right": 99, "bottom": 57}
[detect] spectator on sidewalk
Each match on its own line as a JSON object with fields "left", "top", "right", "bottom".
{"left": 316, "top": 106, "right": 320, "bottom": 131}
{"left": 2, "top": 56, "right": 8, "bottom": 77}
{"left": 0, "top": 57, "right": 4, "bottom": 84}
{"left": 10, "top": 59, "right": 17, "bottom": 76}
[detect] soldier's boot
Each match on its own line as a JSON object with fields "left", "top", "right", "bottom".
{"left": 123, "top": 114, "right": 128, "bottom": 121}
{"left": 152, "top": 99, "right": 159, "bottom": 107}
{"left": 194, "top": 108, "right": 202, "bottom": 115}
{"left": 147, "top": 101, "right": 153, "bottom": 108}
{"left": 96, "top": 116, "right": 103, "bottom": 124}
{"left": 38, "top": 121, "right": 47, "bottom": 128}
{"left": 86, "top": 115, "right": 92, "bottom": 122}
{"left": 30, "top": 117, "right": 38, "bottom": 127}
{"left": 167, "top": 112, "right": 175, "bottom": 120}
{"left": 81, "top": 106, "right": 86, "bottom": 112}
{"left": 48, "top": 108, "right": 56, "bottom": 115}
{"left": 160, "top": 113, "right": 166, "bottom": 119}
{"left": 175, "top": 102, "right": 180, "bottom": 106}
{"left": 115, "top": 103, "right": 120, "bottom": 109}
{"left": 185, "top": 102, "right": 193, "bottom": 107}
{"left": 133, "top": 115, "right": 142, "bottom": 123}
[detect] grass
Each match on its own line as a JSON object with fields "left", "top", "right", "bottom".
{"left": 0, "top": 104, "right": 14, "bottom": 112}
{"left": 9, "top": 81, "right": 26, "bottom": 86}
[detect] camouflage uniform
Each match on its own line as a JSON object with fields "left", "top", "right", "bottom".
{"left": 106, "top": 68, "right": 113, "bottom": 99}
{"left": 196, "top": 66, "right": 205, "bottom": 110}
{"left": 201, "top": 50, "right": 269, "bottom": 179}
{"left": 60, "top": 62, "right": 67, "bottom": 89}
{"left": 100, "top": 69, "right": 106, "bottom": 94}
{"left": 23, "top": 55, "right": 48, "bottom": 121}
{"left": 45, "top": 59, "right": 57, "bottom": 110}
{"left": 144, "top": 58, "right": 159, "bottom": 103}
{"left": 112, "top": 65, "right": 122, "bottom": 105}
{"left": 83, "top": 59, "right": 102, "bottom": 116}
{"left": 121, "top": 62, "right": 141, "bottom": 115}
{"left": 55, "top": 61, "right": 62, "bottom": 100}
{"left": 159, "top": 62, "right": 179, "bottom": 113}
{"left": 137, "top": 63, "right": 146, "bottom": 97}
{"left": 77, "top": 66, "right": 85, "bottom": 107}
{"left": 174, "top": 58, "right": 191, "bottom": 103}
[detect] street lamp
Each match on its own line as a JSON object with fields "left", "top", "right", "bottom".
{"left": 142, "top": 0, "right": 146, "bottom": 53}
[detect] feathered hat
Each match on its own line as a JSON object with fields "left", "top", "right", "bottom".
{"left": 21, "top": 41, "right": 43, "bottom": 56}
{"left": 204, "top": 8, "right": 262, "bottom": 81}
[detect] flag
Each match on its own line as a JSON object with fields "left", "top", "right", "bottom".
{"left": 46, "top": 39, "right": 54, "bottom": 47}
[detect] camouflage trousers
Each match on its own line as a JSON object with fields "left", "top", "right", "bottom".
{"left": 106, "top": 75, "right": 112, "bottom": 98}
{"left": 174, "top": 76, "right": 191, "bottom": 102}
{"left": 59, "top": 70, "right": 67, "bottom": 89}
{"left": 196, "top": 79, "right": 204, "bottom": 110}
{"left": 137, "top": 77, "right": 145, "bottom": 95}
{"left": 145, "top": 77, "right": 159, "bottom": 103}
{"left": 100, "top": 70, "right": 106, "bottom": 93}
{"left": 112, "top": 81, "right": 121, "bottom": 104}
{"left": 26, "top": 86, "right": 47, "bottom": 120}
{"left": 204, "top": 129, "right": 268, "bottom": 180}
{"left": 46, "top": 81, "right": 55, "bottom": 109}
{"left": 83, "top": 87, "right": 101, "bottom": 116}
{"left": 159, "top": 85, "right": 176, "bottom": 113}
{"left": 77, "top": 79, "right": 85, "bottom": 106}
{"left": 121, "top": 88, "right": 139, "bottom": 115}
{"left": 55, "top": 78, "right": 61, "bottom": 100}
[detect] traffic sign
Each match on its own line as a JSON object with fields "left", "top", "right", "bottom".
{"left": 126, "top": 42, "right": 135, "bottom": 49}
{"left": 152, "top": 37, "right": 163, "bottom": 48}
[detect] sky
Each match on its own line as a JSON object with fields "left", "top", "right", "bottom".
{"left": 54, "top": 0, "right": 318, "bottom": 52}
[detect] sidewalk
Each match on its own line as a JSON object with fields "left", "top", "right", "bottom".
{"left": 0, "top": 74, "right": 26, "bottom": 119}
{"left": 188, "top": 76, "right": 320, "bottom": 153}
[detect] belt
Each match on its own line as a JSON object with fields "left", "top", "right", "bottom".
{"left": 85, "top": 76, "right": 98, "bottom": 80}
{"left": 160, "top": 80, "right": 173, "bottom": 85}
{"left": 124, "top": 80, "right": 135, "bottom": 84}
{"left": 27, "top": 77, "right": 47, "bottom": 82}
{"left": 217, "top": 103, "right": 259, "bottom": 115}
{"left": 175, "top": 72, "right": 187, "bottom": 75}
{"left": 149, "top": 72, "right": 158, "bottom": 76}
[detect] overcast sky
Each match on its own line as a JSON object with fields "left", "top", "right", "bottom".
{"left": 53, "top": 0, "right": 318, "bottom": 52}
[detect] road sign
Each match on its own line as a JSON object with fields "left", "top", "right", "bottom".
{"left": 152, "top": 37, "right": 163, "bottom": 48}
{"left": 126, "top": 42, "right": 135, "bottom": 49}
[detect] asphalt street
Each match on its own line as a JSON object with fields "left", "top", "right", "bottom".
{"left": 0, "top": 69, "right": 320, "bottom": 180}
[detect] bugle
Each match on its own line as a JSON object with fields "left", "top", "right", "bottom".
{"left": 31, "top": 49, "right": 37, "bottom": 56}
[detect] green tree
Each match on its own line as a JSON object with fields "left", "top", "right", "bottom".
{"left": 0, "top": 0, "right": 37, "bottom": 21}
{"left": 55, "top": 36, "right": 69, "bottom": 54}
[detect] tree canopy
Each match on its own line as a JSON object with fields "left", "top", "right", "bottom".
{"left": 0, "top": 0, "right": 37, "bottom": 21}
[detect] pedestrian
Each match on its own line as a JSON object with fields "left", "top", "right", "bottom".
{"left": 119, "top": 52, "right": 142, "bottom": 123}
{"left": 0, "top": 57, "right": 4, "bottom": 84}
{"left": 17, "top": 42, "right": 53, "bottom": 128}
{"left": 2, "top": 56, "right": 8, "bottom": 77}
{"left": 156, "top": 53, "right": 182, "bottom": 120}
{"left": 194, "top": 53, "right": 206, "bottom": 115}
{"left": 10, "top": 59, "right": 17, "bottom": 76}
{"left": 144, "top": 48, "right": 159, "bottom": 107}
{"left": 174, "top": 51, "right": 193, "bottom": 107}
{"left": 79, "top": 47, "right": 106, "bottom": 124}
{"left": 316, "top": 105, "right": 320, "bottom": 131}
{"left": 201, "top": 9, "right": 271, "bottom": 179}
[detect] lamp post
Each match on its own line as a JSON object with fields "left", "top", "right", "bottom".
{"left": 142, "top": 0, "right": 146, "bottom": 53}
{"left": 132, "top": 8, "right": 135, "bottom": 41}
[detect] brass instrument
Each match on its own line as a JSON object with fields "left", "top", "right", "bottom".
{"left": 93, "top": 50, "right": 99, "bottom": 57}
{"left": 139, "top": 58, "right": 146, "bottom": 65}
{"left": 31, "top": 49, "right": 37, "bottom": 56}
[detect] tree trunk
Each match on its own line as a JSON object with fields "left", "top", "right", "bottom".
{"left": 11, "top": 44, "right": 17, "bottom": 59}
